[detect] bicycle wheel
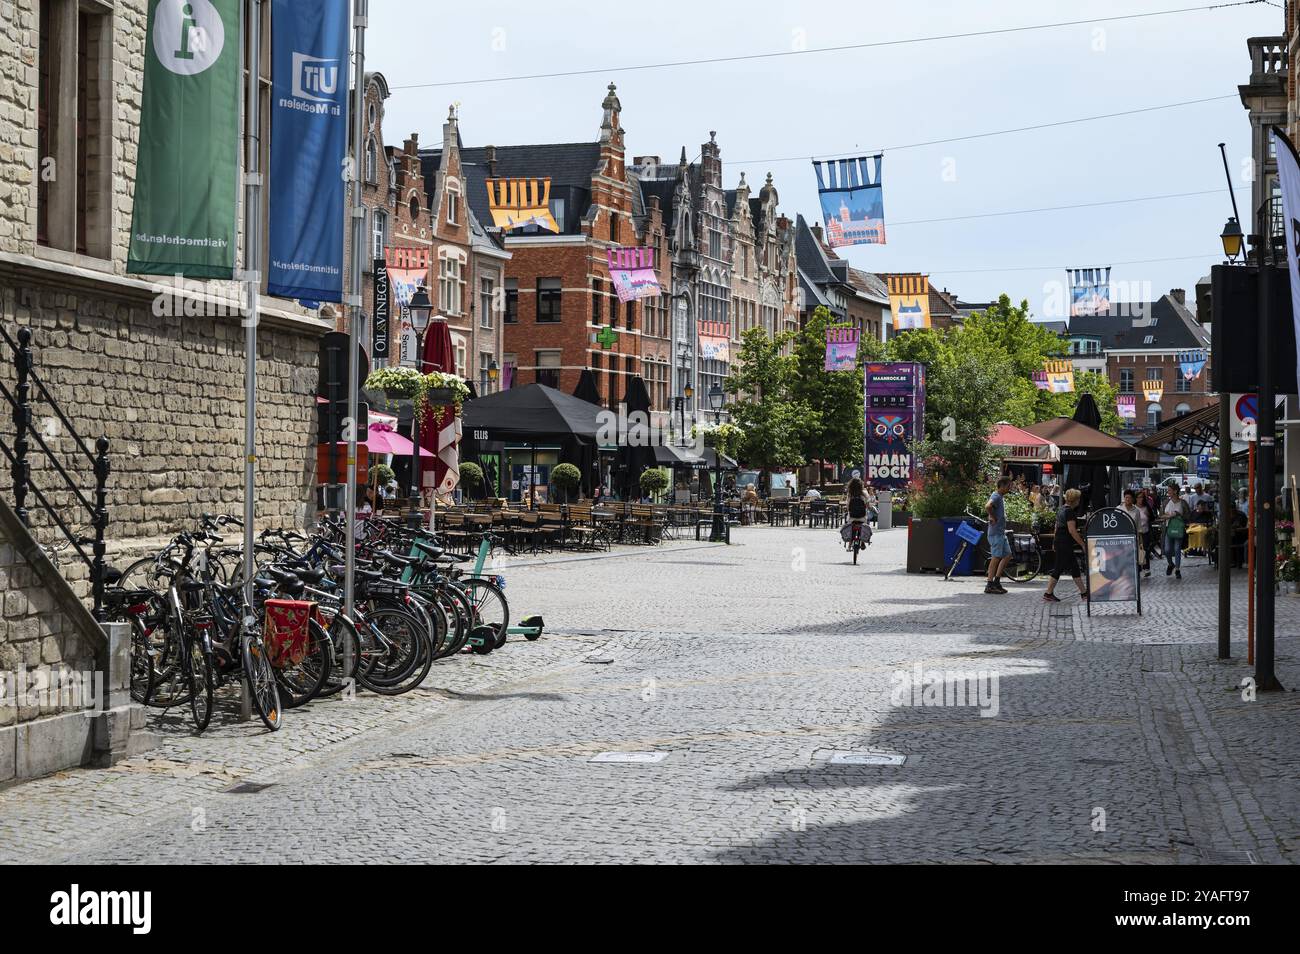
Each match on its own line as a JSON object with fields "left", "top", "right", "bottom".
{"left": 1004, "top": 543, "right": 1043, "bottom": 584}
{"left": 117, "top": 556, "right": 180, "bottom": 592}
{"left": 354, "top": 606, "right": 426, "bottom": 695}
{"left": 241, "top": 628, "right": 282, "bottom": 731}
{"left": 273, "top": 617, "right": 331, "bottom": 709}
{"left": 316, "top": 611, "right": 360, "bottom": 698}
{"left": 186, "top": 634, "right": 214, "bottom": 733}
{"left": 460, "top": 577, "right": 510, "bottom": 649}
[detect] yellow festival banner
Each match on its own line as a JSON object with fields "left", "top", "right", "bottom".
{"left": 888, "top": 274, "right": 931, "bottom": 330}
{"left": 1142, "top": 381, "right": 1164, "bottom": 403}
{"left": 486, "top": 177, "right": 560, "bottom": 233}
{"left": 1044, "top": 360, "right": 1075, "bottom": 393}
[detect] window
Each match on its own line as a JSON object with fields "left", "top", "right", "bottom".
{"left": 409, "top": 194, "right": 420, "bottom": 221}
{"left": 504, "top": 278, "right": 518, "bottom": 323}
{"left": 551, "top": 197, "right": 565, "bottom": 230}
{"left": 537, "top": 278, "right": 562, "bottom": 322}
{"left": 1119, "top": 369, "right": 1134, "bottom": 393}
{"left": 446, "top": 179, "right": 460, "bottom": 225}
{"left": 438, "top": 252, "right": 464, "bottom": 315}
{"left": 626, "top": 300, "right": 635, "bottom": 332}
{"left": 1176, "top": 372, "right": 1191, "bottom": 393}
{"left": 1175, "top": 402, "right": 1192, "bottom": 416}
{"left": 536, "top": 350, "right": 561, "bottom": 389}
{"left": 1146, "top": 367, "right": 1162, "bottom": 382}
{"left": 1147, "top": 403, "right": 1162, "bottom": 428}
{"left": 480, "top": 277, "right": 495, "bottom": 330}
{"left": 38, "top": 1, "right": 112, "bottom": 258}
{"left": 708, "top": 226, "right": 722, "bottom": 259}
{"left": 455, "top": 338, "right": 467, "bottom": 378}
{"left": 479, "top": 352, "right": 494, "bottom": 393}
{"left": 609, "top": 213, "right": 619, "bottom": 244}
{"left": 371, "top": 209, "right": 388, "bottom": 260}
{"left": 365, "top": 137, "right": 378, "bottom": 184}
{"left": 592, "top": 279, "right": 603, "bottom": 324}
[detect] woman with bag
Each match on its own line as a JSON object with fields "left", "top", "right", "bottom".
{"left": 1163, "top": 484, "right": 1191, "bottom": 579}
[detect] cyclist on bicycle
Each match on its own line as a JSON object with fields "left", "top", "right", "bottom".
{"left": 847, "top": 477, "right": 870, "bottom": 554}
{"left": 984, "top": 476, "right": 1012, "bottom": 595}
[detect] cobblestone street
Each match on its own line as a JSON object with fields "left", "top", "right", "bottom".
{"left": 1, "top": 525, "right": 1296, "bottom": 864}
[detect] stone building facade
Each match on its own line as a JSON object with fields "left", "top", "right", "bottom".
{"left": 3, "top": 0, "right": 330, "bottom": 561}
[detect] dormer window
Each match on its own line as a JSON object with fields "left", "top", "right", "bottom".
{"left": 1143, "top": 334, "right": 1154, "bottom": 345}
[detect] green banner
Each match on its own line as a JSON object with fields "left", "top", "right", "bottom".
{"left": 127, "top": 0, "right": 240, "bottom": 279}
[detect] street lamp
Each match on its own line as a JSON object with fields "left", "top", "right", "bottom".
{"left": 1221, "top": 216, "right": 1244, "bottom": 262}
{"left": 487, "top": 359, "right": 499, "bottom": 391}
{"left": 708, "top": 382, "right": 725, "bottom": 542}
{"left": 406, "top": 284, "right": 432, "bottom": 529}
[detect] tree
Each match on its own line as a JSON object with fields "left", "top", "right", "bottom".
{"left": 550, "top": 462, "right": 581, "bottom": 503}
{"left": 789, "top": 306, "right": 865, "bottom": 466}
{"left": 723, "top": 327, "right": 811, "bottom": 473}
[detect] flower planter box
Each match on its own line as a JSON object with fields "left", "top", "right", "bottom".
{"left": 425, "top": 386, "right": 456, "bottom": 406}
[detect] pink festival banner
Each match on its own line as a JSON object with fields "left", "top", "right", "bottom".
{"left": 824, "top": 325, "right": 860, "bottom": 371}
{"left": 607, "top": 247, "right": 661, "bottom": 303}
{"left": 1117, "top": 394, "right": 1137, "bottom": 421}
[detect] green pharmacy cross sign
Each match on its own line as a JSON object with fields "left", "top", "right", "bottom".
{"left": 596, "top": 325, "right": 619, "bottom": 349}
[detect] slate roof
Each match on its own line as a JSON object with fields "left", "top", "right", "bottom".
{"left": 1069, "top": 296, "right": 1210, "bottom": 351}
{"left": 419, "top": 141, "right": 602, "bottom": 235}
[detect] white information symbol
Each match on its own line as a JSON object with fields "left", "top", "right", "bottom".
{"left": 153, "top": 0, "right": 226, "bottom": 76}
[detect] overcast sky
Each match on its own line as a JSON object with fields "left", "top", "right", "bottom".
{"left": 369, "top": 0, "right": 1280, "bottom": 319}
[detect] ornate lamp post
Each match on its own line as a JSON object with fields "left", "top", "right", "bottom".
{"left": 708, "top": 382, "right": 725, "bottom": 542}
{"left": 406, "top": 284, "right": 432, "bottom": 529}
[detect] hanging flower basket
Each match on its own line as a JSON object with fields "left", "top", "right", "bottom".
{"left": 365, "top": 366, "right": 422, "bottom": 407}
{"left": 425, "top": 386, "right": 456, "bottom": 406}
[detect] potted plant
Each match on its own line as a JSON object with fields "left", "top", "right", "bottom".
{"left": 1173, "top": 455, "right": 1190, "bottom": 475}
{"left": 551, "top": 462, "right": 581, "bottom": 504}
{"left": 639, "top": 466, "right": 670, "bottom": 503}
{"left": 459, "top": 461, "right": 484, "bottom": 499}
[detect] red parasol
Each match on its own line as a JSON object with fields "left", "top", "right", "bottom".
{"left": 419, "top": 316, "right": 459, "bottom": 497}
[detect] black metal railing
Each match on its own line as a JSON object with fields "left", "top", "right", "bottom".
{"left": 0, "top": 326, "right": 111, "bottom": 621}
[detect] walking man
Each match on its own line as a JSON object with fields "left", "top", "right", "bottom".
{"left": 984, "top": 476, "right": 1012, "bottom": 594}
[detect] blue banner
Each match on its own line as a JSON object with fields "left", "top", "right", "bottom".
{"left": 267, "top": 0, "right": 348, "bottom": 302}
{"left": 813, "top": 155, "right": 885, "bottom": 248}
{"left": 1178, "top": 349, "right": 1207, "bottom": 380}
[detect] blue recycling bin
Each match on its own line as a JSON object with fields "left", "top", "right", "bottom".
{"left": 942, "top": 518, "right": 980, "bottom": 575}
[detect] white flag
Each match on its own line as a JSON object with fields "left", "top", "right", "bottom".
{"left": 1271, "top": 127, "right": 1300, "bottom": 398}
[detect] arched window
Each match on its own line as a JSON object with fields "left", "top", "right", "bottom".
{"left": 1174, "top": 402, "right": 1192, "bottom": 417}
{"left": 365, "top": 138, "right": 378, "bottom": 184}
{"left": 409, "top": 192, "right": 421, "bottom": 222}
{"left": 1146, "top": 403, "right": 1162, "bottom": 428}
{"left": 445, "top": 178, "right": 460, "bottom": 225}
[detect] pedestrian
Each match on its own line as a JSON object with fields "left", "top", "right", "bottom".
{"left": 1135, "top": 488, "right": 1157, "bottom": 578}
{"left": 1119, "top": 488, "right": 1147, "bottom": 573}
{"left": 1163, "top": 484, "right": 1191, "bottom": 579}
{"left": 984, "top": 475, "right": 1012, "bottom": 594}
{"left": 1043, "top": 488, "right": 1088, "bottom": 603}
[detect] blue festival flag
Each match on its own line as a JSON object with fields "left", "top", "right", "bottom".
{"left": 267, "top": 0, "right": 349, "bottom": 302}
{"left": 1067, "top": 267, "right": 1111, "bottom": 317}
{"left": 813, "top": 155, "right": 885, "bottom": 248}
{"left": 1178, "top": 349, "right": 1207, "bottom": 381}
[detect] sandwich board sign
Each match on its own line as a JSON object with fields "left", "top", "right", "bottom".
{"left": 1085, "top": 507, "right": 1141, "bottom": 616}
